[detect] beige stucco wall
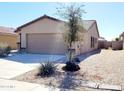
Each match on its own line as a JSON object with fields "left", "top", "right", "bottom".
{"left": 0, "top": 33, "right": 18, "bottom": 49}
{"left": 123, "top": 41, "right": 124, "bottom": 49}
{"left": 122, "top": 37, "right": 124, "bottom": 49}
{"left": 80, "top": 23, "right": 99, "bottom": 54}
{"left": 104, "top": 41, "right": 112, "bottom": 49}
{"left": 21, "top": 18, "right": 64, "bottom": 34}
{"left": 112, "top": 41, "right": 123, "bottom": 50}
{"left": 18, "top": 18, "right": 65, "bottom": 48}
{"left": 123, "top": 42, "right": 124, "bottom": 49}
{"left": 17, "top": 18, "right": 99, "bottom": 54}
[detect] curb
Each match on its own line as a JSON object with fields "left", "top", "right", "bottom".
{"left": 80, "top": 80, "right": 122, "bottom": 91}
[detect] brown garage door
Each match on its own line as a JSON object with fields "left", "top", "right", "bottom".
{"left": 27, "top": 33, "right": 66, "bottom": 54}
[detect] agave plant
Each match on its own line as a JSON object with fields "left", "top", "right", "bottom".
{"left": 37, "top": 61, "right": 57, "bottom": 77}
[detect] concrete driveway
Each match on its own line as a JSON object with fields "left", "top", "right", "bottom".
{"left": 0, "top": 53, "right": 65, "bottom": 79}
{"left": 0, "top": 58, "right": 42, "bottom": 90}
{"left": 0, "top": 59, "right": 37, "bottom": 79}
{"left": 3, "top": 53, "right": 65, "bottom": 63}
{"left": 0, "top": 53, "right": 65, "bottom": 90}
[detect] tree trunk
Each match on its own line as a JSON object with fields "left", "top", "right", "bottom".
{"left": 69, "top": 41, "right": 72, "bottom": 62}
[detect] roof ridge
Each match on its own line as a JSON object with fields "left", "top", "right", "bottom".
{"left": 15, "top": 15, "right": 64, "bottom": 32}
{"left": 15, "top": 15, "right": 97, "bottom": 32}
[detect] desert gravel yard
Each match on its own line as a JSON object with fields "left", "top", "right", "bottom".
{"left": 12, "top": 49, "right": 124, "bottom": 90}
{"left": 80, "top": 49, "right": 124, "bottom": 90}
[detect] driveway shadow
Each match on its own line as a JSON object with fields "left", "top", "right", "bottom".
{"left": 1, "top": 53, "right": 65, "bottom": 64}
{"left": 1, "top": 49, "right": 101, "bottom": 64}
{"left": 56, "top": 49, "right": 101, "bottom": 63}
{"left": 77, "top": 49, "right": 101, "bottom": 61}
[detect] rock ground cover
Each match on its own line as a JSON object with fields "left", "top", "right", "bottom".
{"left": 12, "top": 49, "right": 124, "bottom": 90}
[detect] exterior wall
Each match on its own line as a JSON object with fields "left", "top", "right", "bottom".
{"left": 18, "top": 18, "right": 64, "bottom": 48}
{"left": 99, "top": 41, "right": 112, "bottom": 49}
{"left": 112, "top": 40, "right": 123, "bottom": 50}
{"left": 80, "top": 23, "right": 99, "bottom": 54}
{"left": 123, "top": 42, "right": 124, "bottom": 49}
{"left": 71, "top": 33, "right": 87, "bottom": 55}
{"left": 104, "top": 41, "right": 111, "bottom": 49}
{"left": 0, "top": 34, "right": 18, "bottom": 49}
{"left": 122, "top": 37, "right": 124, "bottom": 49}
{"left": 17, "top": 18, "right": 99, "bottom": 54}
{"left": 98, "top": 40, "right": 123, "bottom": 50}
{"left": 123, "top": 40, "right": 124, "bottom": 49}
{"left": 119, "top": 34, "right": 124, "bottom": 50}
{"left": 98, "top": 40, "right": 105, "bottom": 49}
{"left": 79, "top": 33, "right": 89, "bottom": 53}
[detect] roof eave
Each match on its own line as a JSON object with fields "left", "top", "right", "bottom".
{"left": 15, "top": 15, "right": 64, "bottom": 32}
{"left": 87, "top": 21, "right": 100, "bottom": 38}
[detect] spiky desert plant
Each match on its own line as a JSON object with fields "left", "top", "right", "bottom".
{"left": 37, "top": 61, "right": 57, "bottom": 77}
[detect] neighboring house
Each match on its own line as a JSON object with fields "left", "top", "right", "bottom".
{"left": 15, "top": 15, "right": 99, "bottom": 55}
{"left": 0, "top": 26, "right": 18, "bottom": 49}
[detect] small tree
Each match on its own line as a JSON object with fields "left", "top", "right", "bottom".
{"left": 115, "top": 37, "right": 119, "bottom": 41}
{"left": 56, "top": 3, "right": 86, "bottom": 71}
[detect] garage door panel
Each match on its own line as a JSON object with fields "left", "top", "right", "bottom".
{"left": 27, "top": 34, "right": 66, "bottom": 54}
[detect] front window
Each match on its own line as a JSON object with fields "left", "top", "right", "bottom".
{"left": 91, "top": 36, "right": 97, "bottom": 48}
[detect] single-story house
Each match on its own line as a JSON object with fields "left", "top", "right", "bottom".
{"left": 15, "top": 15, "right": 99, "bottom": 55}
{"left": 0, "top": 26, "right": 18, "bottom": 49}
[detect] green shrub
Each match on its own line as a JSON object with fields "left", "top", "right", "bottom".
{"left": 37, "top": 61, "right": 57, "bottom": 77}
{"left": 0, "top": 43, "right": 11, "bottom": 57}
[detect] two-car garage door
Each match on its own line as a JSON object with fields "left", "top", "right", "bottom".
{"left": 27, "top": 33, "right": 66, "bottom": 54}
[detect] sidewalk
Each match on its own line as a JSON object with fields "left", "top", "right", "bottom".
{"left": 0, "top": 59, "right": 38, "bottom": 79}
{"left": 0, "top": 79, "right": 59, "bottom": 91}
{"left": 0, "top": 58, "right": 56, "bottom": 91}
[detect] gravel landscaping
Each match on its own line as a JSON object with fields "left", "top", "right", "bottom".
{"left": 11, "top": 63, "right": 100, "bottom": 91}
{"left": 11, "top": 49, "right": 124, "bottom": 90}
{"left": 80, "top": 49, "right": 124, "bottom": 90}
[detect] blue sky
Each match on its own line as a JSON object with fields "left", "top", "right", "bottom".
{"left": 0, "top": 2, "right": 124, "bottom": 40}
